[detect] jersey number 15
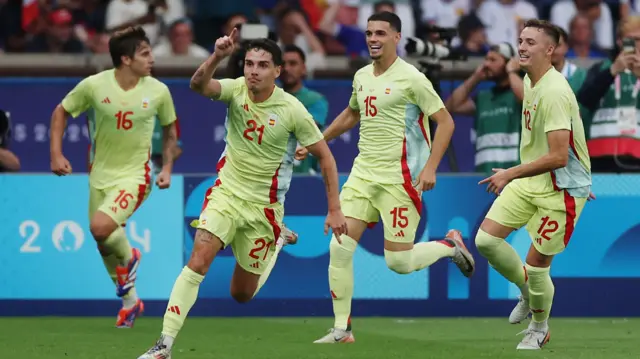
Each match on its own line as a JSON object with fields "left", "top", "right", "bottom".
{"left": 364, "top": 96, "right": 378, "bottom": 117}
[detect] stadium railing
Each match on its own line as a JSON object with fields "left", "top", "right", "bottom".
{"left": 0, "top": 54, "right": 604, "bottom": 78}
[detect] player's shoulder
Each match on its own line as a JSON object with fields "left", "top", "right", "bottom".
{"left": 141, "top": 76, "right": 170, "bottom": 92}
{"left": 395, "top": 58, "right": 424, "bottom": 76}
{"left": 82, "top": 70, "right": 111, "bottom": 87}
{"left": 353, "top": 64, "right": 374, "bottom": 82}
{"left": 543, "top": 70, "right": 574, "bottom": 97}
{"left": 278, "top": 87, "right": 308, "bottom": 111}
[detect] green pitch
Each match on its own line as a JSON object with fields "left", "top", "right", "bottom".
{"left": 1, "top": 317, "right": 638, "bottom": 358}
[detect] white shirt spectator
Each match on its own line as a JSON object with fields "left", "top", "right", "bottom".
{"left": 477, "top": 0, "right": 538, "bottom": 48}
{"left": 153, "top": 41, "right": 209, "bottom": 58}
{"left": 106, "top": 0, "right": 160, "bottom": 45}
{"left": 358, "top": 2, "right": 416, "bottom": 38}
{"left": 420, "top": 0, "right": 471, "bottom": 29}
{"left": 550, "top": 0, "right": 613, "bottom": 49}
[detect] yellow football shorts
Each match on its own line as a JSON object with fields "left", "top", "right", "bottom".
{"left": 485, "top": 181, "right": 587, "bottom": 255}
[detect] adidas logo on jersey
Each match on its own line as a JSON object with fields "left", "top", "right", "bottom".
{"left": 102, "top": 97, "right": 111, "bottom": 104}
{"left": 394, "top": 230, "right": 405, "bottom": 237}
{"left": 249, "top": 262, "right": 260, "bottom": 269}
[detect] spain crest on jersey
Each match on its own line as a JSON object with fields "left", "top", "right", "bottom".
{"left": 141, "top": 98, "right": 150, "bottom": 109}
{"left": 268, "top": 114, "right": 278, "bottom": 127}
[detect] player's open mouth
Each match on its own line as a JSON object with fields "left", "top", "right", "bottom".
{"left": 519, "top": 54, "right": 530, "bottom": 59}
{"left": 369, "top": 45, "right": 381, "bottom": 50}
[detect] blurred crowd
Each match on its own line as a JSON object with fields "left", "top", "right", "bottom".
{"left": 0, "top": 0, "right": 633, "bottom": 64}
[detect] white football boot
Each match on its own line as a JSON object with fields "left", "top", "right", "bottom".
{"left": 313, "top": 328, "right": 355, "bottom": 343}
{"left": 138, "top": 335, "right": 172, "bottom": 359}
{"left": 516, "top": 322, "right": 551, "bottom": 350}
{"left": 509, "top": 294, "right": 531, "bottom": 324}
{"left": 444, "top": 229, "right": 475, "bottom": 278}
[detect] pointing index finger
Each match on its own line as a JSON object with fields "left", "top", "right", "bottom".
{"left": 228, "top": 27, "right": 237, "bottom": 41}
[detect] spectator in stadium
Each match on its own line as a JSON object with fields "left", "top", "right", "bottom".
{"left": 0, "top": 110, "right": 20, "bottom": 172}
{"left": 153, "top": 18, "right": 209, "bottom": 57}
{"left": 554, "top": 26, "right": 587, "bottom": 91}
{"left": 551, "top": 0, "right": 614, "bottom": 51}
{"left": 189, "top": 0, "right": 255, "bottom": 48}
{"left": 69, "top": 0, "right": 107, "bottom": 45}
{"left": 281, "top": 45, "right": 329, "bottom": 174}
{"left": 454, "top": 13, "right": 489, "bottom": 57}
{"left": 576, "top": 15, "right": 640, "bottom": 172}
{"left": 566, "top": 13, "right": 608, "bottom": 59}
{"left": 0, "top": 0, "right": 24, "bottom": 52}
{"left": 420, "top": 0, "right": 471, "bottom": 30}
{"left": 359, "top": 0, "right": 415, "bottom": 38}
{"left": 222, "top": 13, "right": 247, "bottom": 41}
{"left": 277, "top": 8, "right": 327, "bottom": 73}
{"left": 477, "top": 0, "right": 538, "bottom": 48}
{"left": 444, "top": 43, "right": 523, "bottom": 174}
{"left": 26, "top": 8, "right": 84, "bottom": 53}
{"left": 317, "top": 0, "right": 368, "bottom": 58}
{"left": 105, "top": 0, "right": 161, "bottom": 45}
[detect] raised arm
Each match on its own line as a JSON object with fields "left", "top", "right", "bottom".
{"left": 445, "top": 64, "right": 485, "bottom": 116}
{"left": 190, "top": 28, "right": 237, "bottom": 98}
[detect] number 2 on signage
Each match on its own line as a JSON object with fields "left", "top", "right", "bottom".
{"left": 19, "top": 220, "right": 41, "bottom": 253}
{"left": 364, "top": 96, "right": 377, "bottom": 117}
{"left": 249, "top": 238, "right": 273, "bottom": 260}
{"left": 524, "top": 109, "right": 532, "bottom": 131}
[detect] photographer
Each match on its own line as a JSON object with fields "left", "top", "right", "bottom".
{"left": 445, "top": 43, "right": 523, "bottom": 174}
{"left": 576, "top": 16, "right": 640, "bottom": 172}
{"left": 0, "top": 111, "right": 20, "bottom": 172}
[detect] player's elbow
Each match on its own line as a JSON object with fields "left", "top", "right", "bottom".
{"left": 551, "top": 151, "right": 568, "bottom": 169}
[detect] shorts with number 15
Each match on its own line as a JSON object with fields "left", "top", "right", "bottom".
{"left": 340, "top": 175, "right": 422, "bottom": 243}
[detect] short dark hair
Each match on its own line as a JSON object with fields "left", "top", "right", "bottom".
{"left": 244, "top": 38, "right": 283, "bottom": 66}
{"left": 523, "top": 19, "right": 560, "bottom": 45}
{"left": 367, "top": 11, "right": 402, "bottom": 33}
{"left": 283, "top": 44, "right": 306, "bottom": 62}
{"left": 373, "top": 1, "right": 395, "bottom": 12}
{"left": 109, "top": 26, "right": 150, "bottom": 68}
{"left": 557, "top": 25, "right": 569, "bottom": 44}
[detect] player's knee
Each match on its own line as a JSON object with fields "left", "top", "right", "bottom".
{"left": 230, "top": 289, "right": 253, "bottom": 304}
{"left": 186, "top": 253, "right": 211, "bottom": 276}
{"left": 329, "top": 235, "right": 357, "bottom": 268}
{"left": 384, "top": 250, "right": 413, "bottom": 274}
{"left": 475, "top": 229, "right": 501, "bottom": 256}
{"left": 89, "top": 221, "right": 114, "bottom": 242}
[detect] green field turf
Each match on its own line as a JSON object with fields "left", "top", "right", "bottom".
{"left": 1, "top": 317, "right": 638, "bottom": 359}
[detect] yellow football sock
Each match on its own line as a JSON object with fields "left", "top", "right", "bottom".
{"left": 329, "top": 235, "right": 357, "bottom": 331}
{"left": 384, "top": 241, "right": 455, "bottom": 273}
{"left": 162, "top": 266, "right": 204, "bottom": 339}
{"left": 475, "top": 229, "right": 528, "bottom": 293}
{"left": 526, "top": 264, "right": 554, "bottom": 323}
{"left": 102, "top": 226, "right": 132, "bottom": 265}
